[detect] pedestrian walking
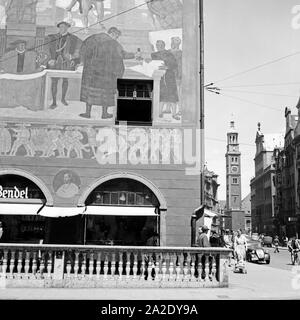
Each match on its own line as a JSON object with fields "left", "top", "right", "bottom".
{"left": 233, "top": 229, "right": 248, "bottom": 273}
{"left": 273, "top": 235, "right": 280, "bottom": 253}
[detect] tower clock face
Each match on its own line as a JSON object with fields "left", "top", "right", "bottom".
{"left": 231, "top": 166, "right": 238, "bottom": 173}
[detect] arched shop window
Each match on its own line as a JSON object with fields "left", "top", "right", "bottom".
{"left": 84, "top": 179, "right": 160, "bottom": 246}
{"left": 86, "top": 178, "right": 159, "bottom": 207}
{"left": 0, "top": 175, "right": 46, "bottom": 243}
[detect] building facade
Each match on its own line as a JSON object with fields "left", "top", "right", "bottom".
{"left": 0, "top": 0, "right": 202, "bottom": 247}
{"left": 241, "top": 193, "right": 251, "bottom": 234}
{"left": 224, "top": 121, "right": 245, "bottom": 231}
{"left": 203, "top": 166, "right": 220, "bottom": 232}
{"left": 251, "top": 123, "right": 284, "bottom": 235}
{"left": 273, "top": 108, "right": 299, "bottom": 238}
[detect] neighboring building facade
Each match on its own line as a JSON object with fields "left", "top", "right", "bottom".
{"left": 0, "top": 0, "right": 202, "bottom": 247}
{"left": 203, "top": 166, "right": 220, "bottom": 232}
{"left": 224, "top": 121, "right": 245, "bottom": 231}
{"left": 241, "top": 193, "right": 251, "bottom": 234}
{"left": 273, "top": 108, "right": 299, "bottom": 238}
{"left": 251, "top": 123, "right": 284, "bottom": 235}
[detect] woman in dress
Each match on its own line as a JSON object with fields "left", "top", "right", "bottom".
{"left": 234, "top": 229, "right": 248, "bottom": 269}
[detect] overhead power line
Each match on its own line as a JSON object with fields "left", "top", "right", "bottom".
{"left": 221, "top": 82, "right": 300, "bottom": 89}
{"left": 220, "top": 88, "right": 298, "bottom": 98}
{"left": 206, "top": 50, "right": 300, "bottom": 86}
{"left": 206, "top": 89, "right": 283, "bottom": 112}
{"left": 206, "top": 137, "right": 255, "bottom": 147}
{"left": 0, "top": 0, "right": 153, "bottom": 65}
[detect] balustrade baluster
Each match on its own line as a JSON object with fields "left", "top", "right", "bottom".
{"left": 161, "top": 253, "right": 167, "bottom": 282}
{"left": 1, "top": 250, "right": 8, "bottom": 278}
{"left": 103, "top": 253, "right": 108, "bottom": 280}
{"left": 140, "top": 253, "right": 145, "bottom": 280}
{"left": 88, "top": 253, "right": 94, "bottom": 279}
{"left": 125, "top": 252, "right": 130, "bottom": 280}
{"left": 24, "top": 251, "right": 30, "bottom": 279}
{"left": 197, "top": 253, "right": 203, "bottom": 282}
{"left": 74, "top": 252, "right": 79, "bottom": 279}
{"left": 39, "top": 252, "right": 46, "bottom": 279}
{"left": 147, "top": 254, "right": 152, "bottom": 281}
{"left": 154, "top": 253, "right": 160, "bottom": 282}
{"left": 17, "top": 251, "right": 23, "bottom": 278}
{"left": 9, "top": 251, "right": 15, "bottom": 278}
{"left": 211, "top": 254, "right": 217, "bottom": 282}
{"left": 132, "top": 253, "right": 138, "bottom": 280}
{"left": 118, "top": 252, "right": 123, "bottom": 280}
{"left": 190, "top": 254, "right": 196, "bottom": 282}
{"left": 175, "top": 253, "right": 181, "bottom": 281}
{"left": 66, "top": 252, "right": 72, "bottom": 279}
{"left": 81, "top": 253, "right": 86, "bottom": 278}
{"left": 184, "top": 253, "right": 191, "bottom": 281}
{"left": 111, "top": 252, "right": 116, "bottom": 280}
{"left": 169, "top": 253, "right": 176, "bottom": 281}
{"left": 204, "top": 255, "right": 210, "bottom": 282}
{"left": 96, "top": 252, "right": 101, "bottom": 279}
{"left": 32, "top": 251, "right": 37, "bottom": 278}
{"left": 47, "top": 252, "right": 52, "bottom": 279}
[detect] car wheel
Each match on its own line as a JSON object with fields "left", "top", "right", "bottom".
{"left": 265, "top": 260, "right": 270, "bottom": 264}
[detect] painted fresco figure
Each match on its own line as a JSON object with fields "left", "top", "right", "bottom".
{"left": 146, "top": 0, "right": 183, "bottom": 30}
{"left": 66, "top": 0, "right": 105, "bottom": 29}
{"left": 151, "top": 40, "right": 179, "bottom": 120}
{"left": 0, "top": 124, "right": 11, "bottom": 155}
{"left": 79, "top": 27, "right": 135, "bottom": 119}
{"left": 56, "top": 172, "right": 79, "bottom": 198}
{"left": 46, "top": 21, "right": 81, "bottom": 109}
{"left": 42, "top": 126, "right": 66, "bottom": 158}
{"left": 10, "top": 125, "right": 35, "bottom": 157}
{"left": 170, "top": 36, "right": 182, "bottom": 118}
{"left": 0, "top": 39, "right": 40, "bottom": 74}
{"left": 64, "top": 127, "right": 90, "bottom": 158}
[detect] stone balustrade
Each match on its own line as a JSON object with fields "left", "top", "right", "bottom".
{"left": 0, "top": 244, "right": 231, "bottom": 288}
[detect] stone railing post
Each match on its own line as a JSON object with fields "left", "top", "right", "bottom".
{"left": 218, "top": 252, "right": 229, "bottom": 287}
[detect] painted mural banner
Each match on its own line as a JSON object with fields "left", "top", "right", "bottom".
{"left": 0, "top": 0, "right": 197, "bottom": 125}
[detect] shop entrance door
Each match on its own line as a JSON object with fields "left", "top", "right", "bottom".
{"left": 47, "top": 216, "right": 84, "bottom": 245}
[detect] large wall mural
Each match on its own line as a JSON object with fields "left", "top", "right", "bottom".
{"left": 0, "top": 122, "right": 184, "bottom": 164}
{"left": 0, "top": 0, "right": 195, "bottom": 126}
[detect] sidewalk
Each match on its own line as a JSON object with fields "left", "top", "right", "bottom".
{"left": 0, "top": 262, "right": 299, "bottom": 300}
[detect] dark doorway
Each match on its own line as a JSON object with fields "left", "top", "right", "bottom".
{"left": 47, "top": 216, "right": 84, "bottom": 245}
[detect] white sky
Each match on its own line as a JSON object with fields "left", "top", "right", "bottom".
{"left": 204, "top": 0, "right": 300, "bottom": 200}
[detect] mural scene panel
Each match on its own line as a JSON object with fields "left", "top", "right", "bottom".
{"left": 0, "top": 0, "right": 198, "bottom": 125}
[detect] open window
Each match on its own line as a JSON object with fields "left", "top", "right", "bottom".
{"left": 116, "top": 79, "right": 153, "bottom": 126}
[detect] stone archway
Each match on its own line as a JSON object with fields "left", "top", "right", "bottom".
{"left": 0, "top": 168, "right": 54, "bottom": 205}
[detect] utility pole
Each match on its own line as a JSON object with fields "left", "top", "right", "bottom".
{"left": 199, "top": 0, "right": 205, "bottom": 207}
{"left": 191, "top": 0, "right": 205, "bottom": 246}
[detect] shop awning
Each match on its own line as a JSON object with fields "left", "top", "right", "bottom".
{"left": 38, "top": 206, "right": 86, "bottom": 218}
{"left": 204, "top": 208, "right": 218, "bottom": 218}
{"left": 0, "top": 203, "right": 43, "bottom": 215}
{"left": 85, "top": 206, "right": 157, "bottom": 216}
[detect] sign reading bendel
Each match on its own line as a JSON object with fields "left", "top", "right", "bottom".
{"left": 0, "top": 186, "right": 29, "bottom": 199}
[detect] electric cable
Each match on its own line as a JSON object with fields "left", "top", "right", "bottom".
{"left": 206, "top": 51, "right": 300, "bottom": 86}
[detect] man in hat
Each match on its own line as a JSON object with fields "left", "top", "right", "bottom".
{"left": 197, "top": 225, "right": 210, "bottom": 248}
{"left": 0, "top": 39, "right": 39, "bottom": 74}
{"left": 46, "top": 21, "right": 82, "bottom": 108}
{"left": 79, "top": 26, "right": 135, "bottom": 119}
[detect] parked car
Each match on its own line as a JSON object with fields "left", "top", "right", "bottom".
{"left": 262, "top": 236, "right": 273, "bottom": 247}
{"left": 246, "top": 236, "right": 271, "bottom": 264}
